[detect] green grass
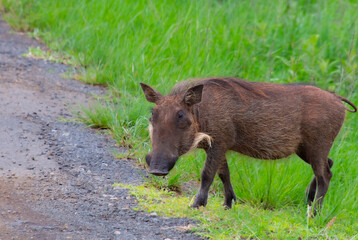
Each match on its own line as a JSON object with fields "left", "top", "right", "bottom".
{"left": 1, "top": 0, "right": 358, "bottom": 238}
{"left": 115, "top": 183, "right": 358, "bottom": 239}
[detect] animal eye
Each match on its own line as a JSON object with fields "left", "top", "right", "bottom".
{"left": 177, "top": 110, "right": 184, "bottom": 119}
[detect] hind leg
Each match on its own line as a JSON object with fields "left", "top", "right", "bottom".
{"left": 297, "top": 146, "right": 333, "bottom": 215}
{"left": 310, "top": 158, "right": 332, "bottom": 215}
{"left": 306, "top": 158, "right": 333, "bottom": 204}
{"left": 307, "top": 158, "right": 333, "bottom": 204}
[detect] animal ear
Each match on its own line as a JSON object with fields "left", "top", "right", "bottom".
{"left": 183, "top": 84, "right": 204, "bottom": 106}
{"left": 140, "top": 83, "right": 163, "bottom": 104}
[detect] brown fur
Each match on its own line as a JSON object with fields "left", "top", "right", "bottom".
{"left": 140, "top": 77, "right": 356, "bottom": 214}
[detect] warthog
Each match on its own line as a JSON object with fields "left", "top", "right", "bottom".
{"left": 140, "top": 77, "right": 356, "bottom": 214}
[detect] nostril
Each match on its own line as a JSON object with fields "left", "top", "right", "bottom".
{"left": 145, "top": 154, "right": 151, "bottom": 166}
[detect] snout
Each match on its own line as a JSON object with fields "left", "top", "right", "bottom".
{"left": 145, "top": 153, "right": 178, "bottom": 177}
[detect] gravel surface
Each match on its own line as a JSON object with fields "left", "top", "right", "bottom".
{"left": 0, "top": 17, "right": 202, "bottom": 240}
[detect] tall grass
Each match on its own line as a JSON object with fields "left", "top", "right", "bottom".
{"left": 1, "top": 0, "right": 357, "bottom": 238}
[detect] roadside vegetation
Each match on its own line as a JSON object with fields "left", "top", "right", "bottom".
{"left": 1, "top": 0, "right": 357, "bottom": 238}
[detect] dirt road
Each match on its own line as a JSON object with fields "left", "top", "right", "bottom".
{"left": 0, "top": 17, "right": 200, "bottom": 240}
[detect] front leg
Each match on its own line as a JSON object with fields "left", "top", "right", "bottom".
{"left": 218, "top": 159, "right": 236, "bottom": 208}
{"left": 192, "top": 148, "right": 223, "bottom": 208}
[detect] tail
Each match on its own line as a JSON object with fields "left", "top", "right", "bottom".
{"left": 338, "top": 96, "right": 357, "bottom": 113}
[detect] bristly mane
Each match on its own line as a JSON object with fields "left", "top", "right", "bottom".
{"left": 171, "top": 77, "right": 268, "bottom": 99}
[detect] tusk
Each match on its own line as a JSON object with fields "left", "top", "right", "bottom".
{"left": 148, "top": 123, "right": 153, "bottom": 140}
{"left": 188, "top": 132, "right": 213, "bottom": 152}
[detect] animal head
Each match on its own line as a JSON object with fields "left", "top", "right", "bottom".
{"left": 140, "top": 82, "right": 211, "bottom": 176}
